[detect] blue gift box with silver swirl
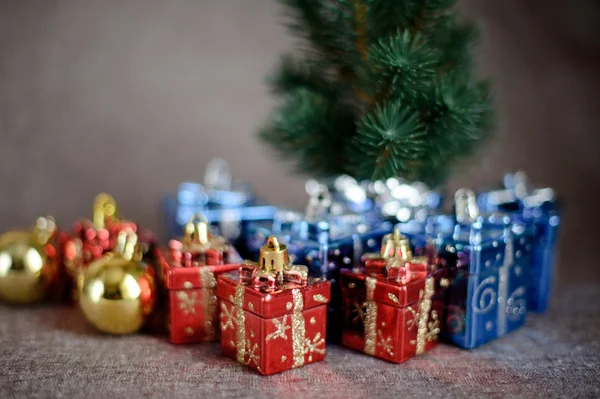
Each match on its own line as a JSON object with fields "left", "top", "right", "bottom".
{"left": 478, "top": 171, "right": 560, "bottom": 313}
{"left": 399, "top": 189, "right": 532, "bottom": 349}
{"left": 435, "top": 213, "right": 531, "bottom": 349}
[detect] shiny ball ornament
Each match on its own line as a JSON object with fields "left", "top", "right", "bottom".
{"left": 0, "top": 217, "right": 59, "bottom": 304}
{"left": 79, "top": 230, "right": 156, "bottom": 334}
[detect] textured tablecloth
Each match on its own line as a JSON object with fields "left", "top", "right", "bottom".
{"left": 1, "top": 284, "right": 599, "bottom": 398}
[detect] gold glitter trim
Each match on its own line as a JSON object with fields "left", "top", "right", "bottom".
{"left": 364, "top": 277, "right": 377, "bottom": 355}
{"left": 234, "top": 284, "right": 246, "bottom": 364}
{"left": 387, "top": 293, "right": 399, "bottom": 304}
{"left": 286, "top": 302, "right": 293, "bottom": 311}
{"left": 313, "top": 294, "right": 328, "bottom": 303}
{"left": 248, "top": 302, "right": 254, "bottom": 311}
{"left": 310, "top": 317, "right": 316, "bottom": 325}
{"left": 200, "top": 267, "right": 217, "bottom": 341}
{"left": 291, "top": 289, "right": 305, "bottom": 368}
{"left": 281, "top": 355, "right": 287, "bottom": 362}
{"left": 200, "top": 267, "right": 217, "bottom": 289}
{"left": 416, "top": 277, "right": 434, "bottom": 354}
{"left": 440, "top": 278, "right": 449, "bottom": 288}
{"left": 426, "top": 310, "right": 440, "bottom": 342}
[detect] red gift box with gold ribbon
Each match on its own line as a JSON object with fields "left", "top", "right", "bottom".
{"left": 217, "top": 236, "right": 331, "bottom": 375}
{"left": 341, "top": 228, "right": 448, "bottom": 363}
{"left": 157, "top": 215, "right": 240, "bottom": 344}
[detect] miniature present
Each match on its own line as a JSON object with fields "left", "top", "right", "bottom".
{"left": 340, "top": 229, "right": 447, "bottom": 363}
{"left": 244, "top": 190, "right": 393, "bottom": 343}
{"left": 432, "top": 189, "right": 530, "bottom": 349}
{"left": 478, "top": 171, "right": 560, "bottom": 312}
{"left": 217, "top": 236, "right": 331, "bottom": 375}
{"left": 156, "top": 215, "right": 239, "bottom": 344}
{"left": 162, "top": 159, "right": 277, "bottom": 248}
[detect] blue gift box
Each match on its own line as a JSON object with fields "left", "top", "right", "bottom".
{"left": 478, "top": 172, "right": 561, "bottom": 313}
{"left": 397, "top": 189, "right": 532, "bottom": 349}
{"left": 432, "top": 213, "right": 531, "bottom": 349}
{"left": 162, "top": 181, "right": 277, "bottom": 253}
{"left": 162, "top": 159, "right": 278, "bottom": 248}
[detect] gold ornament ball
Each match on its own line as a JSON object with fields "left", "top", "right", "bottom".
{"left": 0, "top": 219, "right": 58, "bottom": 304}
{"left": 79, "top": 252, "right": 156, "bottom": 335}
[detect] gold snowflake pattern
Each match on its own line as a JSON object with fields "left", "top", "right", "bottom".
{"left": 244, "top": 339, "right": 260, "bottom": 367}
{"left": 177, "top": 291, "right": 198, "bottom": 315}
{"left": 266, "top": 315, "right": 291, "bottom": 341}
{"left": 304, "top": 332, "right": 326, "bottom": 356}
{"left": 376, "top": 329, "right": 394, "bottom": 357}
{"left": 406, "top": 289, "right": 424, "bottom": 330}
{"left": 351, "top": 300, "right": 366, "bottom": 325}
{"left": 220, "top": 302, "right": 236, "bottom": 331}
{"left": 407, "top": 289, "right": 424, "bottom": 346}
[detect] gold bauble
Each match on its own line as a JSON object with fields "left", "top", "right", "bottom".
{"left": 0, "top": 217, "right": 58, "bottom": 304}
{"left": 78, "top": 230, "right": 156, "bottom": 334}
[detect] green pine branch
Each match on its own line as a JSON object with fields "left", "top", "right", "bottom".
{"left": 259, "top": 0, "right": 495, "bottom": 186}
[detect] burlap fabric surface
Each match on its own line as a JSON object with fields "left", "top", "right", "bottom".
{"left": 1, "top": 284, "right": 599, "bottom": 398}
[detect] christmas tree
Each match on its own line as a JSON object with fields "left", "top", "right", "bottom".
{"left": 259, "top": 0, "right": 494, "bottom": 186}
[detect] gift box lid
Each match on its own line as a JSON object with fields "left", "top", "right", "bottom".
{"left": 217, "top": 272, "right": 331, "bottom": 319}
{"left": 340, "top": 269, "right": 431, "bottom": 309}
{"left": 156, "top": 214, "right": 240, "bottom": 290}
{"left": 425, "top": 213, "right": 513, "bottom": 275}
{"left": 478, "top": 171, "right": 561, "bottom": 215}
{"left": 157, "top": 249, "right": 239, "bottom": 290}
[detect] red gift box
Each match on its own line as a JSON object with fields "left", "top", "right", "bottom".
{"left": 157, "top": 215, "right": 240, "bottom": 344}
{"left": 342, "top": 229, "right": 447, "bottom": 363}
{"left": 217, "top": 236, "right": 331, "bottom": 375}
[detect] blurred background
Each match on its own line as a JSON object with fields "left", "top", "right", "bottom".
{"left": 0, "top": 0, "right": 599, "bottom": 284}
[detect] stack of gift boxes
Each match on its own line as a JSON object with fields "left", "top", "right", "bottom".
{"left": 152, "top": 161, "right": 560, "bottom": 374}
{"left": 0, "top": 159, "right": 560, "bottom": 376}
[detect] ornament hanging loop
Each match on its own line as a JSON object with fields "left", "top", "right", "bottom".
{"left": 455, "top": 188, "right": 479, "bottom": 224}
{"left": 204, "top": 158, "right": 232, "bottom": 191}
{"left": 183, "top": 214, "right": 211, "bottom": 249}
{"left": 259, "top": 236, "right": 290, "bottom": 273}
{"left": 93, "top": 193, "right": 119, "bottom": 229}
{"left": 32, "top": 215, "right": 57, "bottom": 244}
{"left": 114, "top": 229, "right": 139, "bottom": 261}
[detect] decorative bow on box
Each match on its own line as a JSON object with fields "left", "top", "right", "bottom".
{"left": 240, "top": 236, "right": 309, "bottom": 293}
{"left": 477, "top": 171, "right": 559, "bottom": 213}
{"left": 167, "top": 214, "right": 228, "bottom": 267}
{"left": 363, "top": 228, "right": 429, "bottom": 285}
